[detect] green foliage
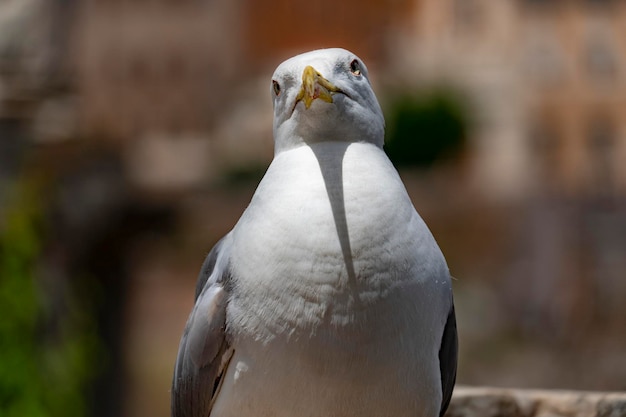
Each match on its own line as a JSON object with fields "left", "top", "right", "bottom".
{"left": 384, "top": 89, "right": 469, "bottom": 168}
{"left": 221, "top": 164, "right": 267, "bottom": 187}
{"left": 0, "top": 182, "right": 99, "bottom": 417}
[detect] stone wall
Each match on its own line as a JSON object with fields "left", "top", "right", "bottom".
{"left": 447, "top": 387, "right": 626, "bottom": 417}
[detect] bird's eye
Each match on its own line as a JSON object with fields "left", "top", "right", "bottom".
{"left": 272, "top": 80, "right": 281, "bottom": 96}
{"left": 349, "top": 59, "right": 362, "bottom": 76}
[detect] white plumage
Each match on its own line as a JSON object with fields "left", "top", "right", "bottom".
{"left": 172, "top": 48, "right": 457, "bottom": 417}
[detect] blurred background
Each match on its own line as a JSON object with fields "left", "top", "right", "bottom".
{"left": 1, "top": 0, "right": 625, "bottom": 416}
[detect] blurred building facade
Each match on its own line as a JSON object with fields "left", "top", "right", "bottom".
{"left": 70, "top": 0, "right": 418, "bottom": 191}
{"left": 398, "top": 0, "right": 626, "bottom": 200}
{"left": 4, "top": 0, "right": 626, "bottom": 199}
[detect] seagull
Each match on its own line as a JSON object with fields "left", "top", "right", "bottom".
{"left": 171, "top": 48, "right": 457, "bottom": 417}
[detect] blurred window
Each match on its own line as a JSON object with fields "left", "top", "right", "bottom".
{"left": 529, "top": 121, "right": 561, "bottom": 191}
{"left": 166, "top": 53, "right": 186, "bottom": 80}
{"left": 523, "top": 30, "right": 565, "bottom": 85}
{"left": 453, "top": 0, "right": 482, "bottom": 34}
{"left": 587, "top": 119, "right": 615, "bottom": 197}
{"left": 130, "top": 57, "right": 150, "bottom": 82}
{"left": 521, "top": 0, "right": 562, "bottom": 9}
{"left": 584, "top": 38, "right": 617, "bottom": 83}
{"left": 584, "top": 0, "right": 616, "bottom": 6}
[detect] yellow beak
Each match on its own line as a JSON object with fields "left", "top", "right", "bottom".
{"left": 295, "top": 66, "right": 342, "bottom": 109}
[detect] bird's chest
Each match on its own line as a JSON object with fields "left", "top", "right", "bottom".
{"left": 227, "top": 144, "right": 426, "bottom": 341}
{"left": 214, "top": 145, "right": 447, "bottom": 417}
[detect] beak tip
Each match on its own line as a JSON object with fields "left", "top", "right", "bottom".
{"left": 296, "top": 66, "right": 339, "bottom": 110}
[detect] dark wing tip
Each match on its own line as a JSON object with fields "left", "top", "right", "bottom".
{"left": 439, "top": 303, "right": 458, "bottom": 417}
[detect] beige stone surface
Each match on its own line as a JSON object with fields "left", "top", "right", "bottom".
{"left": 447, "top": 386, "right": 626, "bottom": 417}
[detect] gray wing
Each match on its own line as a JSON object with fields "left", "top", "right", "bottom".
{"left": 194, "top": 236, "right": 229, "bottom": 301}
{"left": 171, "top": 234, "right": 234, "bottom": 417}
{"left": 438, "top": 300, "right": 458, "bottom": 417}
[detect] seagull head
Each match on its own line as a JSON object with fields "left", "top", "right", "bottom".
{"left": 270, "top": 48, "right": 385, "bottom": 153}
